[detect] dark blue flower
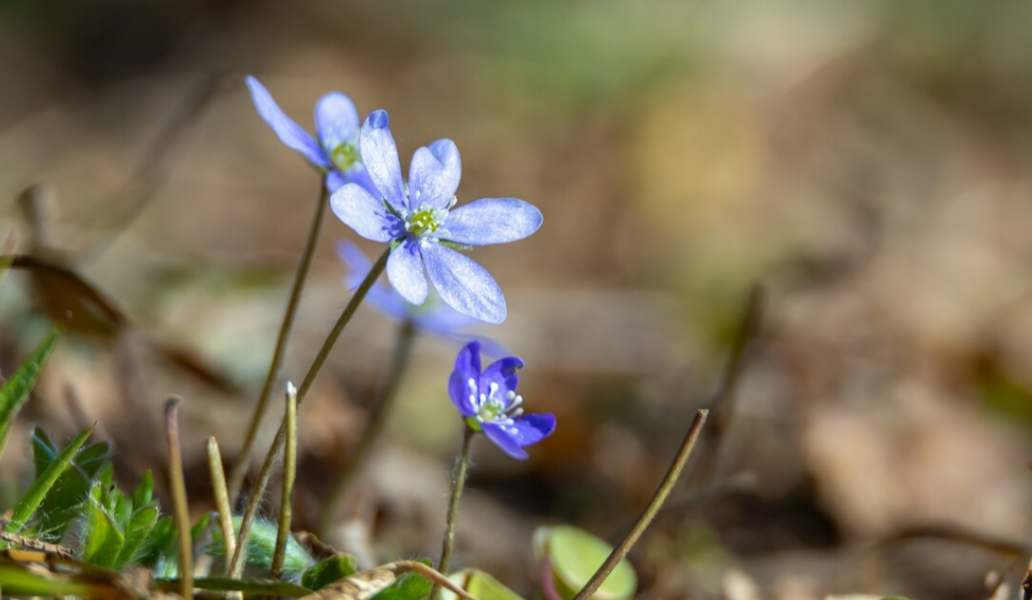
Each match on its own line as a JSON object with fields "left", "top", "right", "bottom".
{"left": 337, "top": 241, "right": 509, "bottom": 357}
{"left": 330, "top": 110, "right": 542, "bottom": 324}
{"left": 448, "top": 341, "right": 555, "bottom": 460}
{"left": 246, "top": 76, "right": 376, "bottom": 193}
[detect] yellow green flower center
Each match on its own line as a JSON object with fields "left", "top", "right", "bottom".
{"left": 331, "top": 142, "right": 359, "bottom": 171}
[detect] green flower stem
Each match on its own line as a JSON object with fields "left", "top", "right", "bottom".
{"left": 228, "top": 182, "right": 330, "bottom": 504}
{"left": 271, "top": 383, "right": 298, "bottom": 578}
{"left": 572, "top": 409, "right": 709, "bottom": 600}
{"left": 205, "top": 437, "right": 236, "bottom": 575}
{"left": 318, "top": 319, "right": 418, "bottom": 537}
{"left": 165, "top": 397, "right": 193, "bottom": 600}
{"left": 230, "top": 247, "right": 390, "bottom": 579}
{"left": 430, "top": 425, "right": 475, "bottom": 600}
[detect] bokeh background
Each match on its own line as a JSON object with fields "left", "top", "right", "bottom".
{"left": 2, "top": 1, "right": 1032, "bottom": 599}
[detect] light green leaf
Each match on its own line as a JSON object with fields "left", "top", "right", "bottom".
{"left": 369, "top": 560, "right": 433, "bottom": 600}
{"left": 3, "top": 425, "right": 94, "bottom": 537}
{"left": 0, "top": 329, "right": 60, "bottom": 463}
{"left": 443, "top": 569, "right": 526, "bottom": 600}
{"left": 534, "top": 526, "right": 637, "bottom": 600}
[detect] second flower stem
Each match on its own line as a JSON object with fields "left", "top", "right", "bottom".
{"left": 229, "top": 182, "right": 329, "bottom": 503}
{"left": 230, "top": 247, "right": 390, "bottom": 577}
{"left": 430, "top": 425, "right": 475, "bottom": 600}
{"left": 318, "top": 319, "right": 418, "bottom": 537}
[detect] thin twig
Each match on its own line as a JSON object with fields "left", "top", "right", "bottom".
{"left": 165, "top": 397, "right": 193, "bottom": 600}
{"left": 271, "top": 383, "right": 298, "bottom": 578}
{"left": 319, "top": 320, "right": 418, "bottom": 536}
{"left": 429, "top": 425, "right": 475, "bottom": 600}
{"left": 205, "top": 437, "right": 236, "bottom": 574}
{"left": 231, "top": 248, "right": 390, "bottom": 578}
{"left": 229, "top": 183, "right": 330, "bottom": 503}
{"left": 572, "top": 410, "right": 709, "bottom": 600}
{"left": 691, "top": 285, "right": 765, "bottom": 487}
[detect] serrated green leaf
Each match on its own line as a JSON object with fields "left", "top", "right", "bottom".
{"left": 81, "top": 482, "right": 126, "bottom": 567}
{"left": 3, "top": 426, "right": 94, "bottom": 539}
{"left": 302, "top": 554, "right": 360, "bottom": 591}
{"left": 534, "top": 526, "right": 637, "bottom": 600}
{"left": 0, "top": 329, "right": 60, "bottom": 463}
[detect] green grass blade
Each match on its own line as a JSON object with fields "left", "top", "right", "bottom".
{"left": 0, "top": 563, "right": 103, "bottom": 597}
{"left": 3, "top": 425, "right": 95, "bottom": 537}
{"left": 0, "top": 329, "right": 60, "bottom": 463}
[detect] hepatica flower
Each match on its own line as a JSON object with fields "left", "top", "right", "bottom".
{"left": 246, "top": 75, "right": 375, "bottom": 193}
{"left": 330, "top": 110, "right": 542, "bottom": 324}
{"left": 449, "top": 340, "right": 555, "bottom": 459}
{"left": 338, "top": 241, "right": 508, "bottom": 356}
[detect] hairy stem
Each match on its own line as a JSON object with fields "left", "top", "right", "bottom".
{"left": 318, "top": 320, "right": 418, "bottom": 536}
{"left": 165, "top": 398, "right": 193, "bottom": 600}
{"left": 271, "top": 383, "right": 298, "bottom": 578}
{"left": 430, "top": 425, "right": 475, "bottom": 600}
{"left": 230, "top": 248, "right": 390, "bottom": 577}
{"left": 229, "top": 182, "right": 330, "bottom": 503}
{"left": 572, "top": 409, "right": 708, "bottom": 600}
{"left": 205, "top": 437, "right": 236, "bottom": 574}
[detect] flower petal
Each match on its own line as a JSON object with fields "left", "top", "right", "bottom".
{"left": 314, "top": 92, "right": 359, "bottom": 153}
{"left": 360, "top": 110, "right": 407, "bottom": 213}
{"left": 325, "top": 170, "right": 347, "bottom": 194}
{"left": 387, "top": 240, "right": 428, "bottom": 305}
{"left": 408, "top": 139, "right": 461, "bottom": 210}
{"left": 443, "top": 198, "right": 543, "bottom": 246}
{"left": 422, "top": 243, "right": 506, "bottom": 324}
{"left": 449, "top": 341, "right": 482, "bottom": 417}
{"left": 510, "top": 413, "right": 556, "bottom": 447}
{"left": 481, "top": 356, "right": 524, "bottom": 400}
{"left": 481, "top": 422, "right": 529, "bottom": 459}
{"left": 246, "top": 76, "right": 329, "bottom": 168}
{"left": 330, "top": 183, "right": 401, "bottom": 242}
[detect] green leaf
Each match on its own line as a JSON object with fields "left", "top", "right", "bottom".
{"left": 113, "top": 505, "right": 159, "bottom": 568}
{"left": 137, "top": 515, "right": 176, "bottom": 567}
{"left": 131, "top": 470, "right": 155, "bottom": 508}
{"left": 81, "top": 481, "right": 127, "bottom": 567}
{"left": 30, "top": 429, "right": 111, "bottom": 539}
{"left": 0, "top": 329, "right": 60, "bottom": 463}
{"left": 369, "top": 572, "right": 432, "bottom": 600}
{"left": 533, "top": 526, "right": 637, "bottom": 600}
{"left": 370, "top": 559, "right": 433, "bottom": 600}
{"left": 152, "top": 576, "right": 312, "bottom": 597}
{"left": 302, "top": 554, "right": 360, "bottom": 591}
{"left": 445, "top": 569, "right": 526, "bottom": 600}
{"left": 3, "top": 425, "right": 94, "bottom": 537}
{"left": 210, "top": 515, "right": 313, "bottom": 575}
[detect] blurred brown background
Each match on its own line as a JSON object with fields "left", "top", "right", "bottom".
{"left": 2, "top": 1, "right": 1032, "bottom": 599}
